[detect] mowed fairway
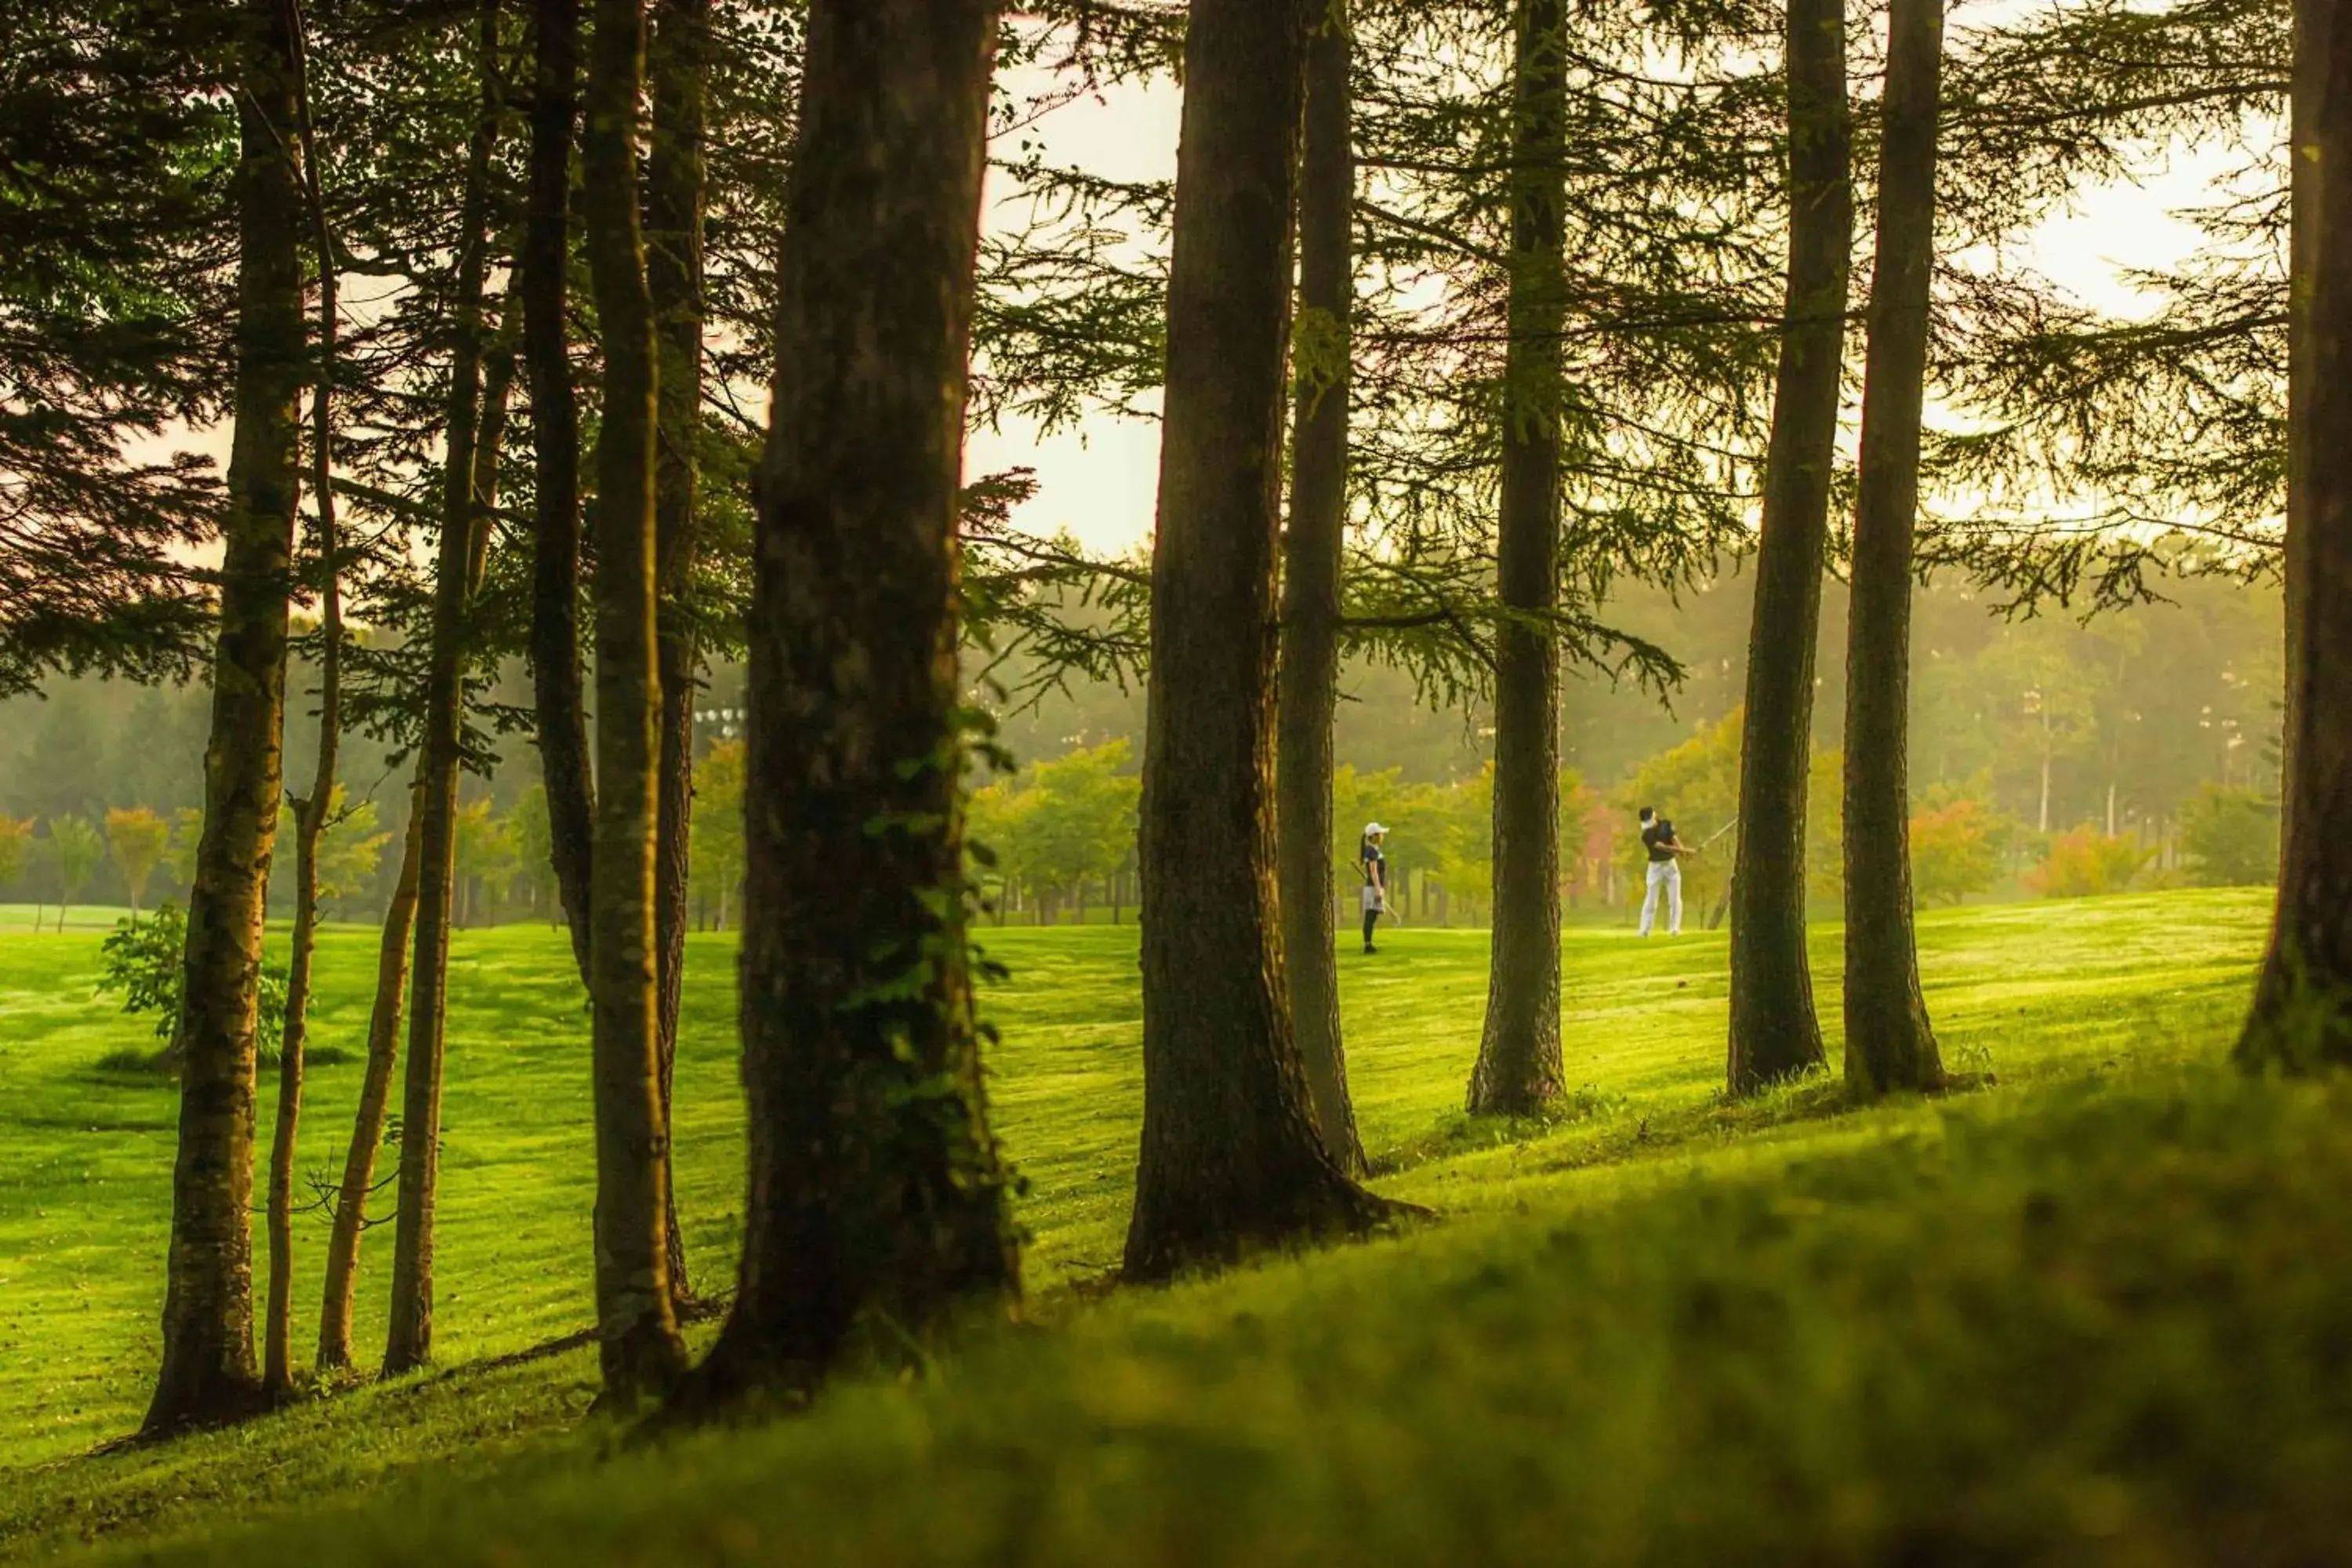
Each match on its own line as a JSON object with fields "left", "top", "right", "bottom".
{"left": 0, "top": 889, "right": 2270, "bottom": 1468}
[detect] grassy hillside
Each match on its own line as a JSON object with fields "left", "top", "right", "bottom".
{"left": 0, "top": 890, "right": 2300, "bottom": 1561}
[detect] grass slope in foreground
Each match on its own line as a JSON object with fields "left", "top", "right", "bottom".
{"left": 0, "top": 889, "right": 2313, "bottom": 1560}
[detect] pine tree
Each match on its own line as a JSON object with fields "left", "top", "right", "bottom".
{"left": 1466, "top": 0, "right": 1570, "bottom": 1117}
{"left": 581, "top": 0, "right": 691, "bottom": 1401}
{"left": 384, "top": 0, "right": 503, "bottom": 1376}
{"left": 1124, "top": 0, "right": 1396, "bottom": 1281}
{"left": 525, "top": 0, "right": 596, "bottom": 986}
{"left": 147, "top": 0, "right": 303, "bottom": 1436}
{"left": 2239, "top": 0, "right": 2352, "bottom": 1072}
{"left": 1276, "top": 1, "right": 1367, "bottom": 1174}
{"left": 647, "top": 0, "right": 713, "bottom": 1308}
{"left": 1842, "top": 0, "right": 1947, "bottom": 1098}
{"left": 1726, "top": 0, "right": 1850, "bottom": 1098}
{"left": 670, "top": 0, "right": 1018, "bottom": 1414}
{"left": 266, "top": 0, "right": 345, "bottom": 1394}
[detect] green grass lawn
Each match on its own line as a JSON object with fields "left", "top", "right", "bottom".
{"left": 0, "top": 887, "right": 2317, "bottom": 1562}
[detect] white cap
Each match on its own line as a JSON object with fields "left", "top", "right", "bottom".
{"left": 1363, "top": 822, "right": 1388, "bottom": 837}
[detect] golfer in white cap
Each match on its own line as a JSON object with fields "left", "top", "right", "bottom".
{"left": 1358, "top": 822, "right": 1390, "bottom": 953}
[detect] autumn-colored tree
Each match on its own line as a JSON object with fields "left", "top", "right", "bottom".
{"left": 105, "top": 806, "right": 169, "bottom": 913}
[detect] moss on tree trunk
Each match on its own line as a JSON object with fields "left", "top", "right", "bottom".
{"left": 670, "top": 0, "right": 1018, "bottom": 1415}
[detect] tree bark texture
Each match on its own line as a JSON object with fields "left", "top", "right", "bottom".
{"left": 1274, "top": 6, "right": 1365, "bottom": 1175}
{"left": 2241, "top": 0, "right": 2352, "bottom": 1070}
{"left": 1840, "top": 0, "right": 1944, "bottom": 1098}
{"left": 525, "top": 0, "right": 596, "bottom": 987}
{"left": 1467, "top": 0, "right": 1570, "bottom": 1116}
{"left": 147, "top": 0, "right": 303, "bottom": 1436}
{"left": 266, "top": 2, "right": 341, "bottom": 1396}
{"left": 582, "top": 0, "right": 691, "bottom": 1400}
{"left": 1726, "top": 0, "right": 1851, "bottom": 1098}
{"left": 384, "top": 3, "right": 499, "bottom": 1374}
{"left": 675, "top": 0, "right": 1018, "bottom": 1410}
{"left": 648, "top": 0, "right": 710, "bottom": 1306}
{"left": 315, "top": 791, "right": 419, "bottom": 1371}
{"left": 1124, "top": 0, "right": 1392, "bottom": 1283}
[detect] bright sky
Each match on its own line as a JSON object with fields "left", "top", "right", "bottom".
{"left": 971, "top": 18, "right": 2263, "bottom": 557}
{"left": 131, "top": 13, "right": 2267, "bottom": 564}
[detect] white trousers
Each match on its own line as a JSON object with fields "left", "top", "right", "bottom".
{"left": 1639, "top": 859, "right": 1682, "bottom": 937}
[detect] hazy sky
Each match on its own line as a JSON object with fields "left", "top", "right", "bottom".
{"left": 132, "top": 11, "right": 2266, "bottom": 564}
{"left": 971, "top": 17, "right": 2259, "bottom": 557}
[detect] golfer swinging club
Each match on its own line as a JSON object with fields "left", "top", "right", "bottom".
{"left": 1638, "top": 806, "right": 1700, "bottom": 938}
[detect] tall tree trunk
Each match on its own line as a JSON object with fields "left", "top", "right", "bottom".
{"left": 1123, "top": 0, "right": 1393, "bottom": 1283}
{"left": 1275, "top": 5, "right": 1365, "bottom": 1175}
{"left": 2240, "top": 0, "right": 2352, "bottom": 1070}
{"left": 668, "top": 0, "right": 1015, "bottom": 1417}
{"left": 1467, "top": 0, "right": 1570, "bottom": 1117}
{"left": 315, "top": 348, "right": 499, "bottom": 1374}
{"left": 266, "top": 0, "right": 342, "bottom": 1396}
{"left": 2285, "top": 4, "right": 2319, "bottom": 857}
{"left": 526, "top": 0, "right": 595, "bottom": 985}
{"left": 1726, "top": 0, "right": 1851, "bottom": 1098}
{"left": 582, "top": 0, "right": 691, "bottom": 1403}
{"left": 647, "top": 0, "right": 710, "bottom": 1308}
{"left": 384, "top": 0, "right": 499, "bottom": 1375}
{"left": 1841, "top": 0, "right": 1944, "bottom": 1099}
{"left": 315, "top": 791, "right": 419, "bottom": 1371}
{"left": 147, "top": 0, "right": 303, "bottom": 1436}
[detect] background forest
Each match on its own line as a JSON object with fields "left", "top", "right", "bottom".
{"left": 0, "top": 568, "right": 2284, "bottom": 929}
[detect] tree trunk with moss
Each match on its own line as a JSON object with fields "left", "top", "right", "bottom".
{"left": 2240, "top": 0, "right": 2352, "bottom": 1071}
{"left": 1726, "top": 0, "right": 1849, "bottom": 1098}
{"left": 582, "top": 0, "right": 691, "bottom": 1402}
{"left": 147, "top": 0, "right": 303, "bottom": 1436}
{"left": 648, "top": 0, "right": 710, "bottom": 1307}
{"left": 383, "top": 1, "right": 499, "bottom": 1375}
{"left": 1275, "top": 5, "right": 1365, "bottom": 1174}
{"left": 1124, "top": 0, "right": 1394, "bottom": 1283}
{"left": 1466, "top": 0, "right": 1570, "bottom": 1117}
{"left": 1841, "top": 0, "right": 1944, "bottom": 1098}
{"left": 669, "top": 0, "right": 1015, "bottom": 1416}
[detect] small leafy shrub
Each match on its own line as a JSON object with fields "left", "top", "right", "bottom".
{"left": 95, "top": 902, "right": 292, "bottom": 1069}
{"left": 2024, "top": 826, "right": 2152, "bottom": 899}
{"left": 2179, "top": 782, "right": 2278, "bottom": 887}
